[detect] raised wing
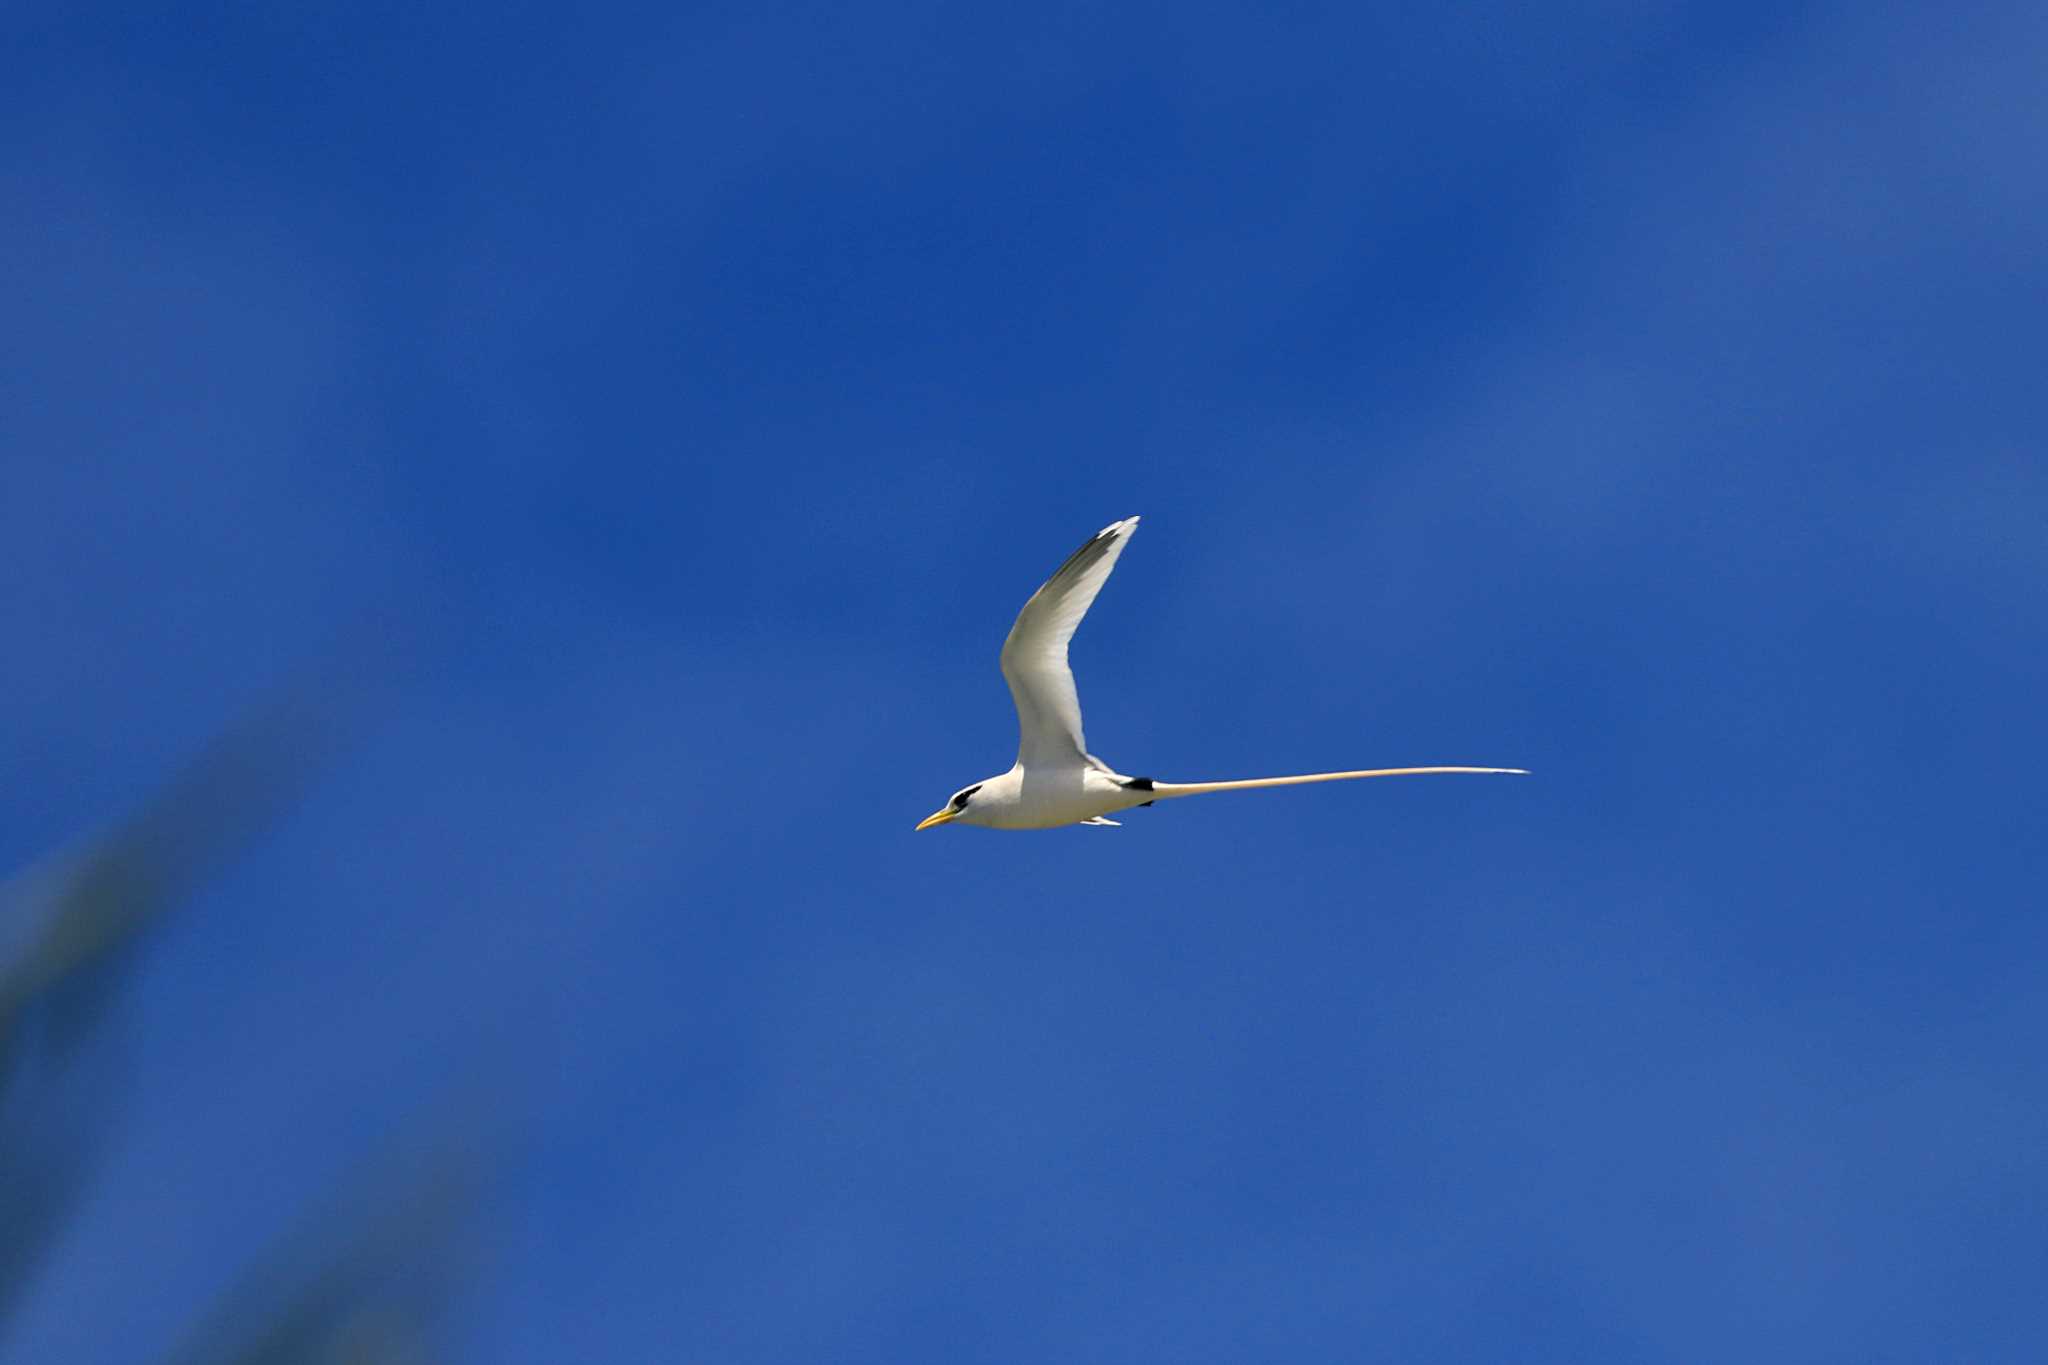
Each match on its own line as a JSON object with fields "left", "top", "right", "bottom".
{"left": 999, "top": 516, "right": 1139, "bottom": 770}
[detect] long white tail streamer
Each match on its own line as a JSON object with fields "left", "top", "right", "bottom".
{"left": 1151, "top": 766, "right": 1527, "bottom": 798}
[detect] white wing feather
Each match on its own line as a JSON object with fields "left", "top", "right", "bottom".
{"left": 999, "top": 516, "right": 1139, "bottom": 770}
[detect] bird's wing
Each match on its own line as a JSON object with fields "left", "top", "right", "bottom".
{"left": 999, "top": 516, "right": 1139, "bottom": 770}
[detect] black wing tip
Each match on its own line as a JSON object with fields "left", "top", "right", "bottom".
{"left": 1120, "top": 776, "right": 1155, "bottom": 791}
{"left": 1044, "top": 517, "right": 1139, "bottom": 585}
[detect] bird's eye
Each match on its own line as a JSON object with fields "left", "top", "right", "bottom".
{"left": 953, "top": 784, "right": 982, "bottom": 808}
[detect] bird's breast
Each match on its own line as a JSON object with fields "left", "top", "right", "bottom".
{"left": 973, "top": 767, "right": 1132, "bottom": 829}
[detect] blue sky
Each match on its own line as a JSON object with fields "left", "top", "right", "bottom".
{"left": 4, "top": 1, "right": 2045, "bottom": 1359}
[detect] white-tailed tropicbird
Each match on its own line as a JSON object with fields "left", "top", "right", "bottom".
{"left": 916, "top": 516, "right": 1525, "bottom": 831}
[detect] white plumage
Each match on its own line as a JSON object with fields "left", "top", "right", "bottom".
{"left": 917, "top": 516, "right": 1524, "bottom": 832}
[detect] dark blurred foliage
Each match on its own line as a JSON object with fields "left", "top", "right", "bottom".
{"left": 0, "top": 632, "right": 497, "bottom": 1360}
{"left": 159, "top": 1111, "right": 489, "bottom": 1365}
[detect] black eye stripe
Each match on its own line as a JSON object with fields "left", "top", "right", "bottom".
{"left": 953, "top": 784, "right": 983, "bottom": 807}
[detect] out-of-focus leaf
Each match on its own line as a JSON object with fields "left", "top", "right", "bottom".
{"left": 160, "top": 1113, "right": 492, "bottom": 1365}
{"left": 0, "top": 641, "right": 401, "bottom": 1331}
{"left": 0, "top": 678, "right": 356, "bottom": 1036}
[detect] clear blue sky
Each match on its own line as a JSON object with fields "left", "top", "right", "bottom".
{"left": 5, "top": 1, "right": 2045, "bottom": 1359}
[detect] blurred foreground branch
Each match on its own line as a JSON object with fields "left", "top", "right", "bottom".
{"left": 159, "top": 1107, "right": 494, "bottom": 1365}
{"left": 0, "top": 649, "right": 394, "bottom": 1329}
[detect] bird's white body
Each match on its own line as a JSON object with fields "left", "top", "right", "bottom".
{"left": 917, "top": 516, "right": 1524, "bottom": 832}
{"left": 947, "top": 763, "right": 1150, "bottom": 830}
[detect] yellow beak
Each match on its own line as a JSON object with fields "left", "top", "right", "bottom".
{"left": 915, "top": 807, "right": 959, "bottom": 832}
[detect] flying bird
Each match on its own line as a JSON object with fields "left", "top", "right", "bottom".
{"left": 917, "top": 517, "right": 1525, "bottom": 831}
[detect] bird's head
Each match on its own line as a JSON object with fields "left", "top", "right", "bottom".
{"left": 915, "top": 782, "right": 984, "bottom": 831}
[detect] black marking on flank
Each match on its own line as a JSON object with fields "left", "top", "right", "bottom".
{"left": 1120, "top": 776, "right": 1155, "bottom": 791}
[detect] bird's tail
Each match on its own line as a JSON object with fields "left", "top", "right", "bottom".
{"left": 1145, "top": 766, "right": 1527, "bottom": 799}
